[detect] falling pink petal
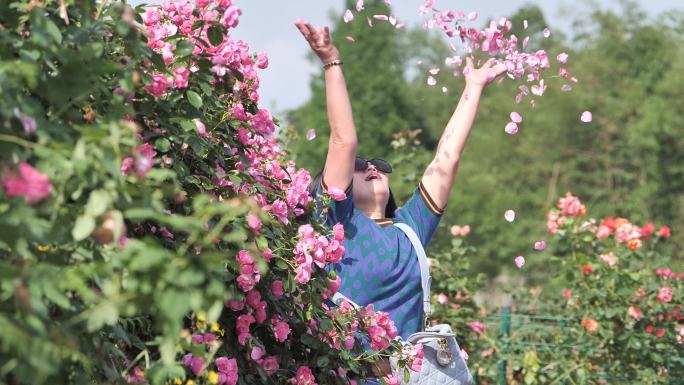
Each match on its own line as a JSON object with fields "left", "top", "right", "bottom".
{"left": 515, "top": 256, "right": 525, "bottom": 268}
{"left": 522, "top": 36, "right": 529, "bottom": 49}
{"left": 306, "top": 128, "right": 316, "bottom": 141}
{"left": 459, "top": 349, "right": 469, "bottom": 360}
{"left": 534, "top": 241, "right": 546, "bottom": 250}
{"left": 445, "top": 56, "right": 462, "bottom": 66}
{"left": 389, "top": 15, "right": 397, "bottom": 26}
{"left": 543, "top": 27, "right": 551, "bottom": 38}
{"left": 504, "top": 122, "right": 519, "bottom": 135}
{"left": 557, "top": 52, "right": 568, "bottom": 64}
{"left": 373, "top": 14, "right": 389, "bottom": 21}
{"left": 343, "top": 9, "right": 354, "bottom": 23}
{"left": 395, "top": 23, "right": 405, "bottom": 29}
{"left": 581, "top": 111, "right": 592, "bottom": 122}
{"left": 523, "top": 20, "right": 528, "bottom": 29}
{"left": 429, "top": 68, "right": 440, "bottom": 75}
{"left": 571, "top": 77, "right": 578, "bottom": 83}
{"left": 416, "top": 60, "right": 423, "bottom": 65}
{"left": 449, "top": 42, "right": 458, "bottom": 52}
{"left": 561, "top": 85, "right": 572, "bottom": 92}
{"left": 427, "top": 76, "right": 437, "bottom": 86}
{"left": 442, "top": 86, "right": 448, "bottom": 93}
{"left": 510, "top": 112, "right": 522, "bottom": 123}
{"left": 467, "top": 11, "right": 477, "bottom": 21}
{"left": 384, "top": 0, "right": 391, "bottom": 4}
{"left": 530, "top": 99, "right": 536, "bottom": 108}
{"left": 345, "top": 35, "right": 355, "bottom": 42}
{"left": 356, "top": 0, "right": 364, "bottom": 12}
{"left": 367, "top": 17, "right": 373, "bottom": 27}
{"left": 504, "top": 210, "right": 515, "bottom": 222}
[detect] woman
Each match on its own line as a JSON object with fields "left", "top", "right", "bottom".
{"left": 295, "top": 20, "right": 505, "bottom": 380}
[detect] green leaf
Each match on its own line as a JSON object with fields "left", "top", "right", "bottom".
{"left": 154, "top": 137, "right": 171, "bottom": 152}
{"left": 72, "top": 215, "right": 96, "bottom": 241}
{"left": 85, "top": 190, "right": 110, "bottom": 217}
{"left": 207, "top": 25, "right": 225, "bottom": 46}
{"left": 316, "top": 355, "right": 329, "bottom": 368}
{"left": 186, "top": 91, "right": 203, "bottom": 108}
{"left": 180, "top": 120, "right": 196, "bottom": 132}
{"left": 404, "top": 367, "right": 411, "bottom": 383}
{"left": 87, "top": 301, "right": 119, "bottom": 331}
{"left": 175, "top": 40, "right": 195, "bottom": 57}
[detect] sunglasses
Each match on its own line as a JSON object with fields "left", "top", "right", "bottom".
{"left": 354, "top": 157, "right": 393, "bottom": 174}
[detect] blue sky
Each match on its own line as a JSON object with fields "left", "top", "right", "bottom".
{"left": 134, "top": 1, "right": 682, "bottom": 113}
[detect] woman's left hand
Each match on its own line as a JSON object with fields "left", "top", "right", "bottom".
{"left": 464, "top": 56, "right": 507, "bottom": 88}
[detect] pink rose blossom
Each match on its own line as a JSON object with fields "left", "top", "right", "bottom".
{"left": 656, "top": 287, "right": 673, "bottom": 303}
{"left": 261, "top": 355, "right": 279, "bottom": 376}
{"left": 146, "top": 73, "right": 170, "bottom": 96}
{"left": 271, "top": 280, "right": 284, "bottom": 298}
{"left": 273, "top": 320, "right": 291, "bottom": 342}
{"left": 293, "top": 366, "right": 317, "bottom": 385}
{"left": 172, "top": 66, "right": 190, "bottom": 88}
{"left": 1, "top": 162, "right": 52, "bottom": 204}
{"left": 627, "top": 306, "right": 643, "bottom": 321}
{"left": 215, "top": 356, "right": 238, "bottom": 385}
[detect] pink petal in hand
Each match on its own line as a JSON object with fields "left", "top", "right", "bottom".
{"left": 504, "top": 122, "right": 519, "bottom": 135}
{"left": 343, "top": 9, "right": 354, "bottom": 23}
{"left": 510, "top": 112, "right": 522, "bottom": 123}
{"left": 504, "top": 209, "right": 515, "bottom": 222}
{"left": 581, "top": 111, "right": 592, "bottom": 122}
{"left": 515, "top": 256, "right": 525, "bottom": 268}
{"left": 306, "top": 128, "right": 316, "bottom": 141}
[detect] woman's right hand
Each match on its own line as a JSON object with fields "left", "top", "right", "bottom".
{"left": 294, "top": 20, "right": 340, "bottom": 64}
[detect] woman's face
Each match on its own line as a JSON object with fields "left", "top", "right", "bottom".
{"left": 352, "top": 162, "right": 390, "bottom": 212}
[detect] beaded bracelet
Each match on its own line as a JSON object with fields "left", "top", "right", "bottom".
{"left": 323, "top": 60, "right": 343, "bottom": 70}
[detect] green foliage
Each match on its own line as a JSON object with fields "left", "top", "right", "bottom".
{"left": 0, "top": 2, "right": 410, "bottom": 384}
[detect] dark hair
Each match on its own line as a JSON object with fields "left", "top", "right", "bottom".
{"left": 309, "top": 169, "right": 397, "bottom": 218}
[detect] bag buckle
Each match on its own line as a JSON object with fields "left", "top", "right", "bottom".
{"left": 436, "top": 338, "right": 453, "bottom": 366}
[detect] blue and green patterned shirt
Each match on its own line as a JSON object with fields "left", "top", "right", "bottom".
{"left": 316, "top": 178, "right": 443, "bottom": 339}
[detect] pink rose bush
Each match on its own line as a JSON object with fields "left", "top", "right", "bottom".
{"left": 0, "top": 1, "right": 423, "bottom": 384}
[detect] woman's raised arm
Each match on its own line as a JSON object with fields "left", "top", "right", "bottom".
{"left": 421, "top": 57, "right": 507, "bottom": 210}
{"left": 295, "top": 21, "right": 357, "bottom": 192}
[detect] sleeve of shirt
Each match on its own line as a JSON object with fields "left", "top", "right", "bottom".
{"left": 312, "top": 176, "right": 355, "bottom": 226}
{"left": 394, "top": 181, "right": 444, "bottom": 247}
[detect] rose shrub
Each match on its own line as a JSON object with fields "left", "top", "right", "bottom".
{"left": 0, "top": 1, "right": 416, "bottom": 384}
{"left": 430, "top": 193, "right": 683, "bottom": 384}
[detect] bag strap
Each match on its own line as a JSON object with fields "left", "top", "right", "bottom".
{"left": 393, "top": 222, "right": 432, "bottom": 319}
{"left": 331, "top": 291, "right": 360, "bottom": 309}
{"left": 330, "top": 222, "right": 432, "bottom": 321}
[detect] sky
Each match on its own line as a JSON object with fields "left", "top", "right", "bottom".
{"left": 134, "top": 0, "right": 682, "bottom": 113}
